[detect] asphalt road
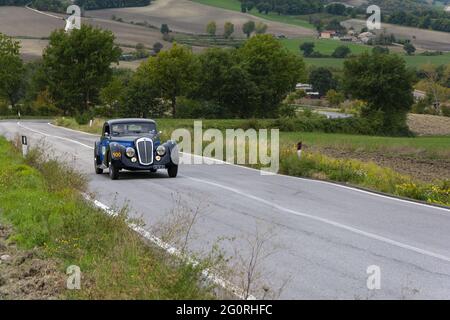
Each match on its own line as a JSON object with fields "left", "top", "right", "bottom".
{"left": 1, "top": 120, "right": 450, "bottom": 299}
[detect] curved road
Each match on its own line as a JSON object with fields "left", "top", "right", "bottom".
{"left": 1, "top": 120, "right": 450, "bottom": 299}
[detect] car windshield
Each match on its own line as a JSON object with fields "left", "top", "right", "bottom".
{"left": 111, "top": 122, "right": 156, "bottom": 136}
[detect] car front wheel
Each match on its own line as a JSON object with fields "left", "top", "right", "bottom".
{"left": 94, "top": 157, "right": 103, "bottom": 174}
{"left": 167, "top": 165, "right": 178, "bottom": 178}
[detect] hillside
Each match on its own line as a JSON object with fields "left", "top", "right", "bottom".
{"left": 87, "top": 0, "right": 315, "bottom": 37}
{"left": 341, "top": 18, "right": 450, "bottom": 51}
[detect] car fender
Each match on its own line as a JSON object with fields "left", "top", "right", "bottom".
{"left": 109, "top": 142, "right": 125, "bottom": 162}
{"left": 164, "top": 140, "right": 179, "bottom": 165}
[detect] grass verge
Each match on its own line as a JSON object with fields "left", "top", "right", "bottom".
{"left": 0, "top": 137, "right": 215, "bottom": 299}
{"left": 279, "top": 151, "right": 449, "bottom": 207}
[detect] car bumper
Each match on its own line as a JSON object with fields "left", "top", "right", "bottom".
{"left": 111, "top": 152, "right": 173, "bottom": 171}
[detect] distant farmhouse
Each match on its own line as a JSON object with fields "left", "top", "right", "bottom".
{"left": 296, "top": 83, "right": 320, "bottom": 99}
{"left": 358, "top": 31, "right": 376, "bottom": 44}
{"left": 320, "top": 30, "right": 337, "bottom": 39}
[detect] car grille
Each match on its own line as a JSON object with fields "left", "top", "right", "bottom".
{"left": 136, "top": 138, "right": 153, "bottom": 165}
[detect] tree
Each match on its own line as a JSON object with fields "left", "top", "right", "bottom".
{"left": 309, "top": 67, "right": 336, "bottom": 97}
{"left": 343, "top": 52, "right": 414, "bottom": 134}
{"left": 206, "top": 21, "right": 217, "bottom": 36}
{"left": 42, "top": 25, "right": 121, "bottom": 114}
{"left": 238, "top": 34, "right": 306, "bottom": 117}
{"left": 331, "top": 45, "right": 351, "bottom": 58}
{"left": 242, "top": 21, "right": 256, "bottom": 38}
{"left": 123, "top": 60, "right": 166, "bottom": 118}
{"left": 326, "top": 89, "right": 345, "bottom": 107}
{"left": 0, "top": 33, "right": 24, "bottom": 110}
{"left": 241, "top": 2, "right": 247, "bottom": 13}
{"left": 404, "top": 42, "right": 416, "bottom": 55}
{"left": 421, "top": 63, "right": 441, "bottom": 113}
{"left": 100, "top": 69, "right": 133, "bottom": 117}
{"left": 224, "top": 21, "right": 235, "bottom": 39}
{"left": 299, "top": 42, "right": 315, "bottom": 57}
{"left": 372, "top": 46, "right": 389, "bottom": 54}
{"left": 325, "top": 18, "right": 346, "bottom": 34}
{"left": 192, "top": 48, "right": 258, "bottom": 117}
{"left": 245, "top": 1, "right": 255, "bottom": 11}
{"left": 326, "top": 3, "right": 346, "bottom": 15}
{"left": 160, "top": 23, "right": 170, "bottom": 35}
{"left": 153, "top": 42, "right": 163, "bottom": 54}
{"left": 255, "top": 22, "right": 268, "bottom": 34}
{"left": 151, "top": 44, "right": 197, "bottom": 117}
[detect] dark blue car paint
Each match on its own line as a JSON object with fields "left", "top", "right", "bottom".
{"left": 94, "top": 119, "right": 177, "bottom": 172}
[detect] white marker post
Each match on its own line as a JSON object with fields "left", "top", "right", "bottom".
{"left": 21, "top": 135, "right": 28, "bottom": 157}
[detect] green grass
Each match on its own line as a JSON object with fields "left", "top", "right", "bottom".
{"left": 280, "top": 152, "right": 449, "bottom": 206}
{"left": 54, "top": 117, "right": 450, "bottom": 159}
{"left": 302, "top": 53, "right": 450, "bottom": 68}
{"left": 279, "top": 131, "right": 450, "bottom": 159}
{"left": 192, "top": 0, "right": 315, "bottom": 29}
{"left": 281, "top": 38, "right": 371, "bottom": 56}
{"left": 281, "top": 38, "right": 450, "bottom": 67}
{"left": 0, "top": 137, "right": 215, "bottom": 299}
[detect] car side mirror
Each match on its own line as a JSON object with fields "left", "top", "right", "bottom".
{"left": 104, "top": 132, "right": 110, "bottom": 138}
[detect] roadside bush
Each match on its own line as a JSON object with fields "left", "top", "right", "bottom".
{"left": 74, "top": 111, "right": 93, "bottom": 125}
{"left": 176, "top": 98, "right": 230, "bottom": 119}
{"left": 441, "top": 105, "right": 450, "bottom": 117}
{"left": 411, "top": 99, "right": 428, "bottom": 114}
{"left": 279, "top": 150, "right": 449, "bottom": 206}
{"left": 278, "top": 104, "right": 297, "bottom": 118}
{"left": 53, "top": 117, "right": 79, "bottom": 129}
{"left": 0, "top": 101, "right": 12, "bottom": 116}
{"left": 396, "top": 181, "right": 450, "bottom": 206}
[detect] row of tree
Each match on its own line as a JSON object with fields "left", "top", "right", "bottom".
{"left": 0, "top": 0, "right": 151, "bottom": 11}
{"left": 239, "top": 0, "right": 324, "bottom": 15}
{"left": 0, "top": 28, "right": 305, "bottom": 119}
{"left": 205, "top": 20, "right": 268, "bottom": 38}
{"left": 0, "top": 24, "right": 415, "bottom": 135}
{"left": 108, "top": 34, "right": 306, "bottom": 118}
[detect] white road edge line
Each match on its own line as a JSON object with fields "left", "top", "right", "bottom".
{"left": 17, "top": 122, "right": 254, "bottom": 299}
{"left": 82, "top": 193, "right": 255, "bottom": 300}
{"left": 16, "top": 122, "right": 450, "bottom": 263}
{"left": 18, "top": 122, "right": 94, "bottom": 150}
{"left": 47, "top": 122, "right": 450, "bottom": 213}
{"left": 185, "top": 176, "right": 450, "bottom": 264}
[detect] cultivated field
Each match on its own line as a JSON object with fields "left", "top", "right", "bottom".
{"left": 342, "top": 19, "right": 450, "bottom": 51}
{"left": 0, "top": 6, "right": 174, "bottom": 60}
{"left": 192, "top": 0, "right": 314, "bottom": 29}
{"left": 87, "top": 0, "right": 315, "bottom": 37}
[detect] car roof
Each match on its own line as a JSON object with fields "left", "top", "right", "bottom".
{"left": 106, "top": 118, "right": 156, "bottom": 125}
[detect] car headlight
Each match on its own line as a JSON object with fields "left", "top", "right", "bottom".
{"left": 126, "top": 147, "right": 135, "bottom": 158}
{"left": 156, "top": 145, "right": 166, "bottom": 156}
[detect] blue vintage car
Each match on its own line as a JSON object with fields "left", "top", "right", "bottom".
{"left": 94, "top": 119, "right": 179, "bottom": 180}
